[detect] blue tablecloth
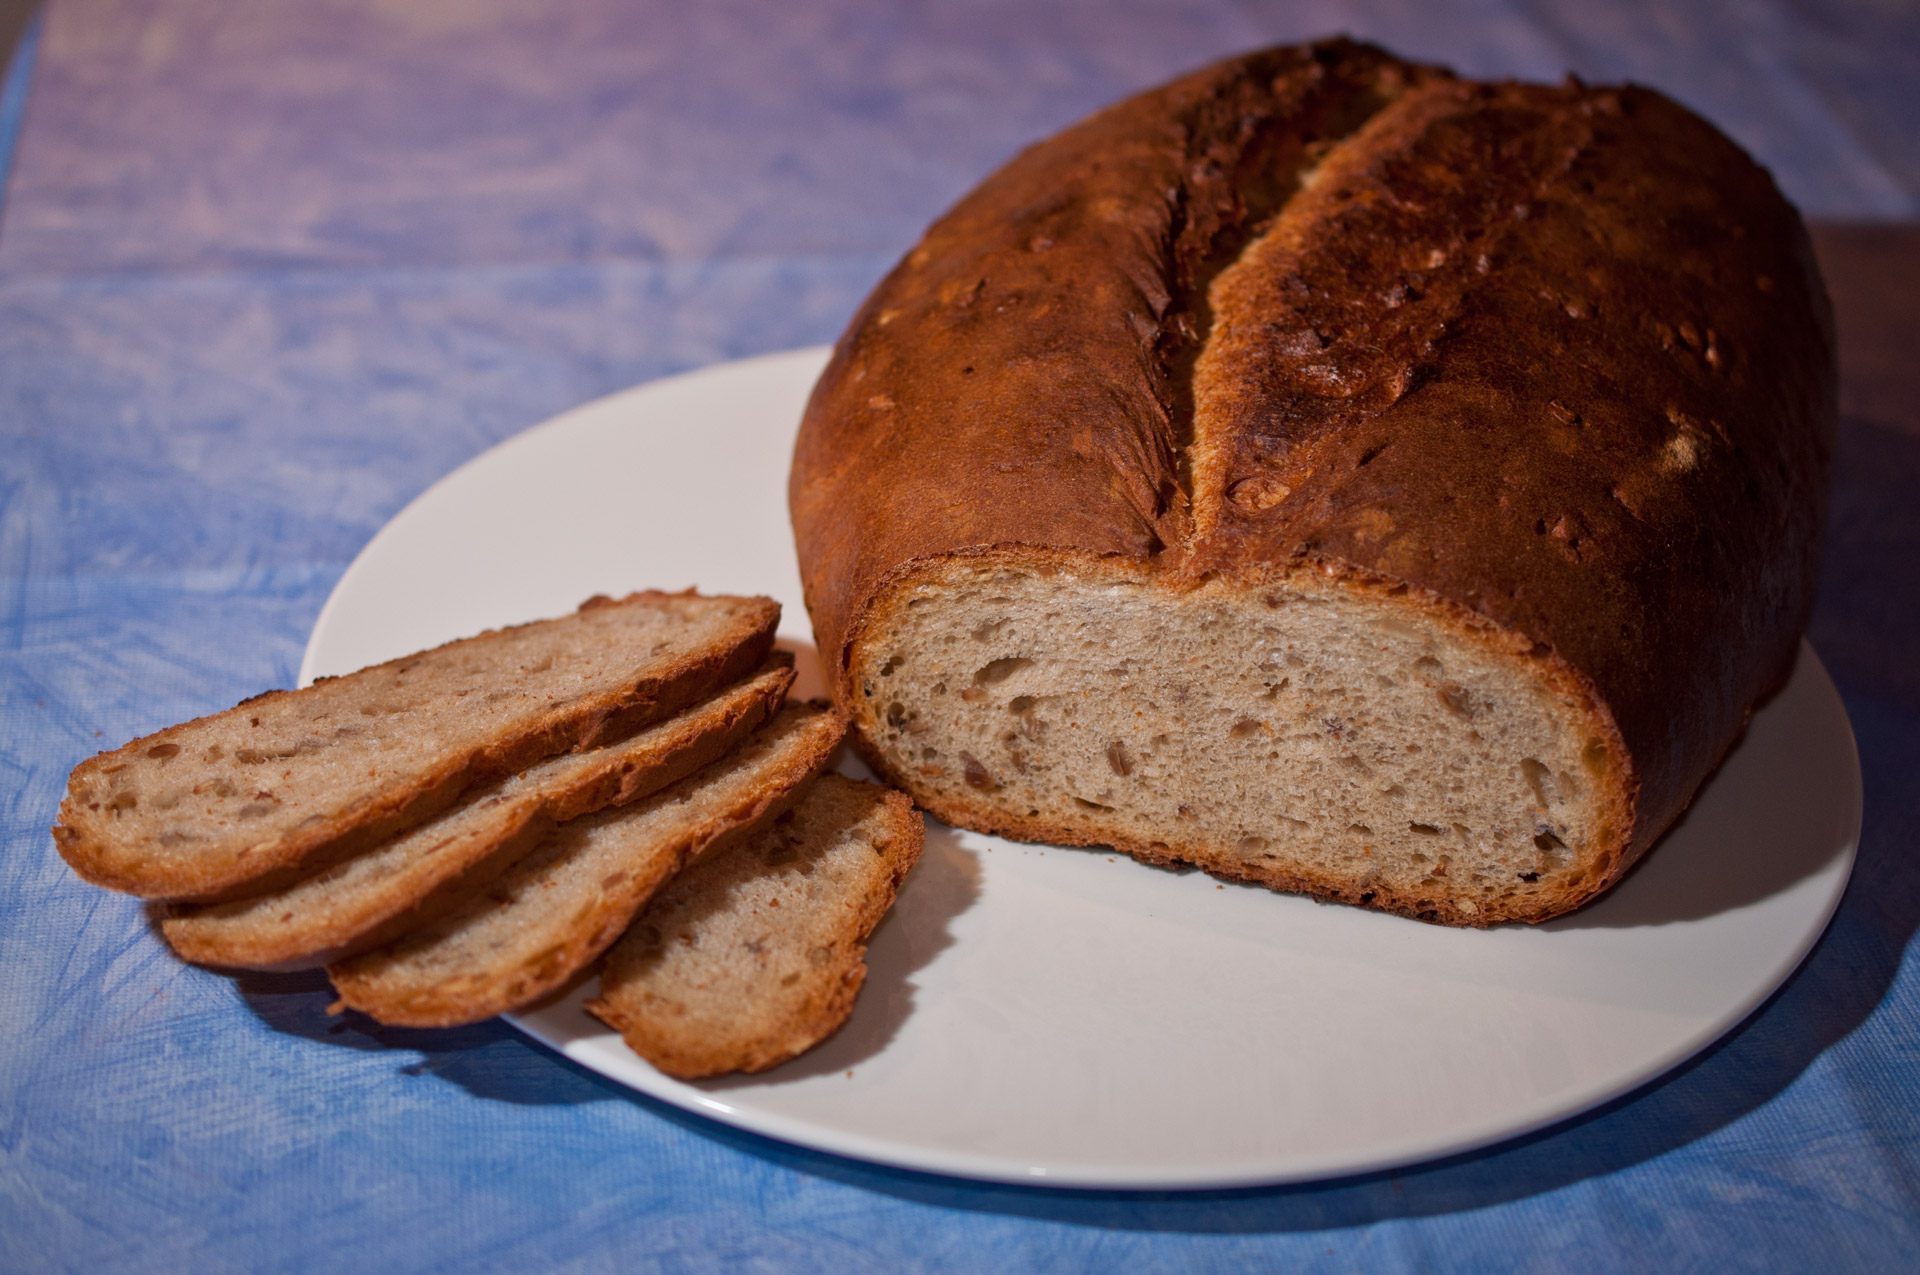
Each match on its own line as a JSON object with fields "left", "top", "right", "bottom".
{"left": 2, "top": 2, "right": 1915, "bottom": 1269}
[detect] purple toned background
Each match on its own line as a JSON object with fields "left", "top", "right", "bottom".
{"left": 1, "top": 2, "right": 1915, "bottom": 1270}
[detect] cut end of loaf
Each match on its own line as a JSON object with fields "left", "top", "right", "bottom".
{"left": 845, "top": 554, "right": 1631, "bottom": 926}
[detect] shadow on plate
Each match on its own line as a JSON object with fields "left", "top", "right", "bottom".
{"left": 1549, "top": 642, "right": 1860, "bottom": 930}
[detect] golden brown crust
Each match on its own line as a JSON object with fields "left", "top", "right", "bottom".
{"left": 791, "top": 40, "right": 1834, "bottom": 924}
{"left": 791, "top": 41, "right": 1447, "bottom": 675}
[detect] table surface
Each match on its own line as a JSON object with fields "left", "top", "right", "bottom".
{"left": 1, "top": 2, "right": 1915, "bottom": 1271}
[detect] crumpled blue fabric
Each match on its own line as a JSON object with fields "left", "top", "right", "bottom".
{"left": 1, "top": 2, "right": 1914, "bottom": 1270}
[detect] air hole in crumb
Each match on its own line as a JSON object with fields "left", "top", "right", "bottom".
{"left": 1229, "top": 717, "right": 1263, "bottom": 739}
{"left": 1533, "top": 830, "right": 1567, "bottom": 855}
{"left": 146, "top": 743, "right": 180, "bottom": 760}
{"left": 974, "top": 657, "right": 1032, "bottom": 685}
{"left": 1106, "top": 743, "right": 1132, "bottom": 776}
{"left": 880, "top": 655, "right": 903, "bottom": 676}
{"left": 1008, "top": 695, "right": 1036, "bottom": 714}
{"left": 971, "top": 619, "right": 1006, "bottom": 641}
{"left": 1518, "top": 871, "right": 1540, "bottom": 882}
{"left": 1348, "top": 823, "right": 1371, "bottom": 834}
{"left": 1074, "top": 796, "right": 1115, "bottom": 813}
{"left": 886, "top": 701, "right": 906, "bottom": 727}
{"left": 960, "top": 753, "right": 998, "bottom": 791}
{"left": 1237, "top": 835, "right": 1269, "bottom": 854}
{"left": 1414, "top": 655, "right": 1442, "bottom": 675}
{"left": 1520, "top": 758, "right": 1551, "bottom": 809}
{"left": 1409, "top": 822, "right": 1442, "bottom": 835}
{"left": 1438, "top": 685, "right": 1471, "bottom": 717}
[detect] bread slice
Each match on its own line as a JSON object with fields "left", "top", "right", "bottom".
{"left": 587, "top": 773, "right": 923, "bottom": 1078}
{"left": 327, "top": 701, "right": 847, "bottom": 1027}
{"left": 54, "top": 591, "right": 779, "bottom": 901}
{"left": 160, "top": 659, "right": 796, "bottom": 970}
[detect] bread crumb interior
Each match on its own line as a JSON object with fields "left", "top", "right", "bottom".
{"left": 853, "top": 561, "right": 1607, "bottom": 920}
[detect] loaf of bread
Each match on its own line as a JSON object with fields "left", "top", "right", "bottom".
{"left": 161, "top": 658, "right": 795, "bottom": 970}
{"left": 328, "top": 701, "right": 847, "bottom": 1027}
{"left": 789, "top": 40, "right": 1835, "bottom": 925}
{"left": 55, "top": 591, "right": 778, "bottom": 900}
{"left": 587, "top": 772, "right": 924, "bottom": 1078}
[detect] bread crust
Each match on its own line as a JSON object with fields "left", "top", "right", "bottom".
{"left": 790, "top": 40, "right": 1835, "bottom": 924}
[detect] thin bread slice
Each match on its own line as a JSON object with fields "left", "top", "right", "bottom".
{"left": 327, "top": 702, "right": 847, "bottom": 1027}
{"left": 55, "top": 591, "right": 779, "bottom": 901}
{"left": 587, "top": 773, "right": 924, "bottom": 1078}
{"left": 160, "top": 659, "right": 797, "bottom": 970}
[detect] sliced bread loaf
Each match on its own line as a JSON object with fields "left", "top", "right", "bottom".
{"left": 55, "top": 591, "right": 778, "bottom": 901}
{"left": 160, "top": 658, "right": 796, "bottom": 970}
{"left": 327, "top": 701, "right": 847, "bottom": 1027}
{"left": 586, "top": 773, "right": 923, "bottom": 1078}
{"left": 790, "top": 42, "right": 1833, "bottom": 925}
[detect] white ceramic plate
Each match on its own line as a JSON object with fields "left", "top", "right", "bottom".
{"left": 304, "top": 347, "right": 1862, "bottom": 1189}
